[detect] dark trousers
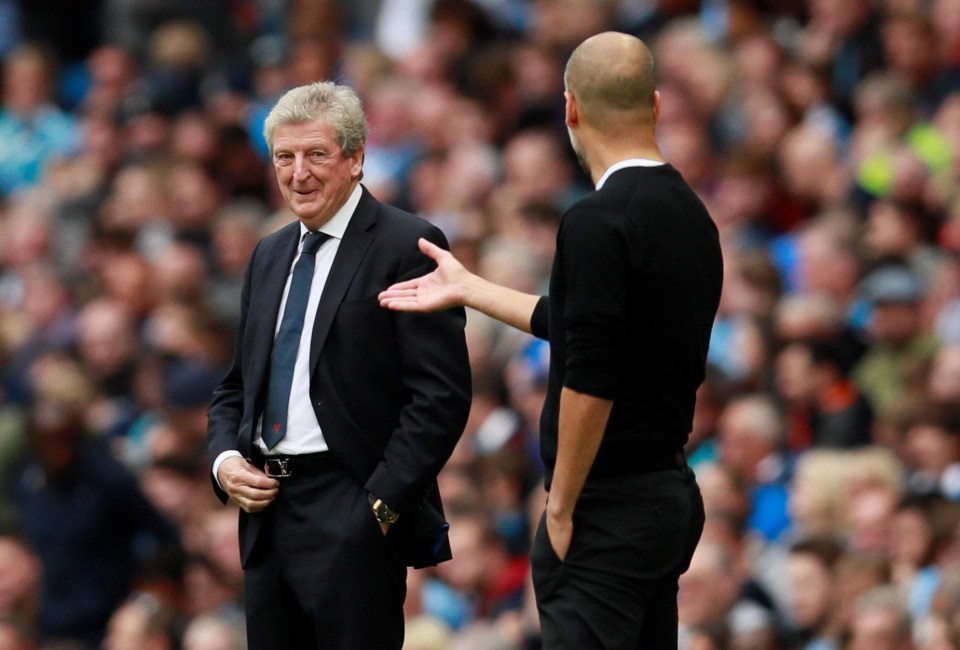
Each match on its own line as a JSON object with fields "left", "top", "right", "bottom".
{"left": 531, "top": 465, "right": 705, "bottom": 650}
{"left": 243, "top": 462, "right": 407, "bottom": 649}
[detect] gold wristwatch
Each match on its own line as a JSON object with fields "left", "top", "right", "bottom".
{"left": 369, "top": 493, "right": 399, "bottom": 524}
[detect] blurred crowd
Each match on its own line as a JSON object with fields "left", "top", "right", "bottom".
{"left": 1, "top": 0, "right": 960, "bottom": 648}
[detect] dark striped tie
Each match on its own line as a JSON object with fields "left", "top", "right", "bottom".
{"left": 262, "top": 230, "right": 330, "bottom": 449}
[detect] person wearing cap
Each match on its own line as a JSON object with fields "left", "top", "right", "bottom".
{"left": 853, "top": 265, "right": 939, "bottom": 423}
{"left": 206, "top": 81, "right": 471, "bottom": 649}
{"left": 160, "top": 360, "right": 225, "bottom": 460}
{"left": 380, "top": 31, "right": 722, "bottom": 649}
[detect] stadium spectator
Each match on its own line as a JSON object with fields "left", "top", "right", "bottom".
{"left": 12, "top": 397, "right": 180, "bottom": 646}
{"left": 787, "top": 537, "right": 845, "bottom": 650}
{"left": 0, "top": 45, "right": 79, "bottom": 196}
{"left": 716, "top": 394, "right": 792, "bottom": 542}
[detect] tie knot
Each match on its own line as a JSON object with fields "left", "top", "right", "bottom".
{"left": 302, "top": 231, "right": 329, "bottom": 255}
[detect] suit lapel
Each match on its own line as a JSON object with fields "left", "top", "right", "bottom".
{"left": 249, "top": 223, "right": 300, "bottom": 393}
{"left": 309, "top": 189, "right": 376, "bottom": 372}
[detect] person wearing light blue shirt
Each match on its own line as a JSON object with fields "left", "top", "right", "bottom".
{"left": 0, "top": 45, "right": 80, "bottom": 196}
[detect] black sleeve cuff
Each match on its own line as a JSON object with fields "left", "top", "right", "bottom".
{"left": 530, "top": 296, "right": 550, "bottom": 340}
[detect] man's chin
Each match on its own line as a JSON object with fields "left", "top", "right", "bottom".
{"left": 291, "top": 198, "right": 320, "bottom": 216}
{"left": 292, "top": 205, "right": 332, "bottom": 227}
{"left": 291, "top": 208, "right": 317, "bottom": 223}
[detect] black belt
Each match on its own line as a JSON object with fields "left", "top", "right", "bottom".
{"left": 640, "top": 450, "right": 687, "bottom": 473}
{"left": 252, "top": 451, "right": 336, "bottom": 478}
{"left": 590, "top": 449, "right": 687, "bottom": 479}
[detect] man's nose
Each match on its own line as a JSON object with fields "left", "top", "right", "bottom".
{"left": 293, "top": 154, "right": 310, "bottom": 180}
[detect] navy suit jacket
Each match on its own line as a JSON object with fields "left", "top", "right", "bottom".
{"left": 207, "top": 186, "right": 471, "bottom": 567}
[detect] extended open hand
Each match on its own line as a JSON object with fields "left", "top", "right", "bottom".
{"left": 378, "top": 238, "right": 470, "bottom": 312}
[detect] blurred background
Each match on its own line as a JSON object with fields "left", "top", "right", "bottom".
{"left": 1, "top": 0, "right": 960, "bottom": 648}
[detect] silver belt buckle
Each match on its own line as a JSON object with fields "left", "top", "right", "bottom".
{"left": 264, "top": 458, "right": 291, "bottom": 478}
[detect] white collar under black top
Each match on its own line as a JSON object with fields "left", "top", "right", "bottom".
{"left": 595, "top": 158, "right": 665, "bottom": 190}
{"left": 297, "top": 182, "right": 362, "bottom": 241}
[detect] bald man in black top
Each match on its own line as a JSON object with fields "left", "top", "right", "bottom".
{"left": 380, "top": 32, "right": 723, "bottom": 649}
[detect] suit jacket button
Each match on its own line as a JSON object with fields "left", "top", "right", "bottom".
{"left": 316, "top": 400, "right": 324, "bottom": 408}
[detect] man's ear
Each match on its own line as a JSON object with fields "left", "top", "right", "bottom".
{"left": 652, "top": 90, "right": 661, "bottom": 126}
{"left": 350, "top": 146, "right": 365, "bottom": 179}
{"left": 564, "top": 91, "right": 578, "bottom": 128}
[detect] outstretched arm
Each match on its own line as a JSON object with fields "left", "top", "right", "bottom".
{"left": 378, "top": 237, "right": 542, "bottom": 335}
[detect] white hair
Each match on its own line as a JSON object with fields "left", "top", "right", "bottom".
{"left": 263, "top": 81, "right": 368, "bottom": 156}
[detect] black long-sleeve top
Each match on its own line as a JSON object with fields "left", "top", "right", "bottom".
{"left": 530, "top": 165, "right": 723, "bottom": 489}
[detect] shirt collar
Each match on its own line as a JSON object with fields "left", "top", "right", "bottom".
{"left": 595, "top": 158, "right": 665, "bottom": 190}
{"left": 298, "top": 183, "right": 363, "bottom": 242}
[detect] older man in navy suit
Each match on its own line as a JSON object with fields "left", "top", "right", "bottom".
{"left": 207, "top": 81, "right": 471, "bottom": 650}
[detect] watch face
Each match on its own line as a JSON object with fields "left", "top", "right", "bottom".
{"left": 374, "top": 500, "right": 398, "bottom": 523}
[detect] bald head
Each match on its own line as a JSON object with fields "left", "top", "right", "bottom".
{"left": 564, "top": 32, "right": 656, "bottom": 131}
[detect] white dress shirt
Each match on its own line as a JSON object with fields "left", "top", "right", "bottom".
{"left": 595, "top": 158, "right": 665, "bottom": 190}
{"left": 213, "top": 184, "right": 363, "bottom": 483}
